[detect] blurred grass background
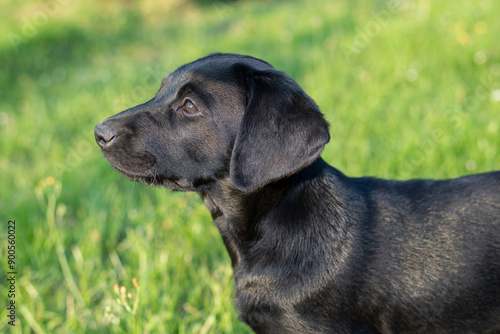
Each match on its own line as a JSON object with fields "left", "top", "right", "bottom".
{"left": 0, "top": 0, "right": 499, "bottom": 333}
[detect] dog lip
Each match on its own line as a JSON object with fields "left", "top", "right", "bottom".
{"left": 172, "top": 180, "right": 187, "bottom": 187}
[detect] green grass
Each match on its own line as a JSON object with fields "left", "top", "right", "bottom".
{"left": 1, "top": 0, "right": 499, "bottom": 332}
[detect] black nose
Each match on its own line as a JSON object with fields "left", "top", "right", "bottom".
{"left": 94, "top": 122, "right": 116, "bottom": 148}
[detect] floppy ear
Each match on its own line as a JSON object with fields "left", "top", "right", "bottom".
{"left": 230, "top": 67, "right": 330, "bottom": 193}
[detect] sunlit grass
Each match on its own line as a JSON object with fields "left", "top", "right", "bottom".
{"left": 1, "top": 0, "right": 499, "bottom": 333}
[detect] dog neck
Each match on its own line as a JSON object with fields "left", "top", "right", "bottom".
{"left": 199, "top": 158, "right": 356, "bottom": 269}
{"left": 199, "top": 174, "right": 287, "bottom": 267}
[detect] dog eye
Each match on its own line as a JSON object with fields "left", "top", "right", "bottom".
{"left": 182, "top": 99, "right": 198, "bottom": 114}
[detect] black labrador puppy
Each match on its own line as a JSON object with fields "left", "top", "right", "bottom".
{"left": 95, "top": 53, "right": 500, "bottom": 333}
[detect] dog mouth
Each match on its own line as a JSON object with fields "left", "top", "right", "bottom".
{"left": 110, "top": 165, "right": 188, "bottom": 190}
{"left": 100, "top": 150, "right": 182, "bottom": 188}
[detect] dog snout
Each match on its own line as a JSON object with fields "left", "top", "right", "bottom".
{"left": 94, "top": 121, "right": 117, "bottom": 148}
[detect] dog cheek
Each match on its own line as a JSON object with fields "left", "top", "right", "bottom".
{"left": 185, "top": 133, "right": 229, "bottom": 177}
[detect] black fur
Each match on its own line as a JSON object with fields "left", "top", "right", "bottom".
{"left": 95, "top": 53, "right": 500, "bottom": 333}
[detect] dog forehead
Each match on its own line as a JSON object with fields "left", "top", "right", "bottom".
{"left": 156, "top": 54, "right": 274, "bottom": 103}
{"left": 159, "top": 70, "right": 233, "bottom": 97}
{"left": 154, "top": 71, "right": 240, "bottom": 111}
{"left": 173, "top": 53, "right": 274, "bottom": 82}
{"left": 185, "top": 53, "right": 273, "bottom": 70}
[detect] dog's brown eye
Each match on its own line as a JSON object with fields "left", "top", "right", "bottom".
{"left": 183, "top": 99, "right": 198, "bottom": 114}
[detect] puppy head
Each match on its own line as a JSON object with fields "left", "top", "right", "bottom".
{"left": 95, "top": 53, "right": 330, "bottom": 192}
